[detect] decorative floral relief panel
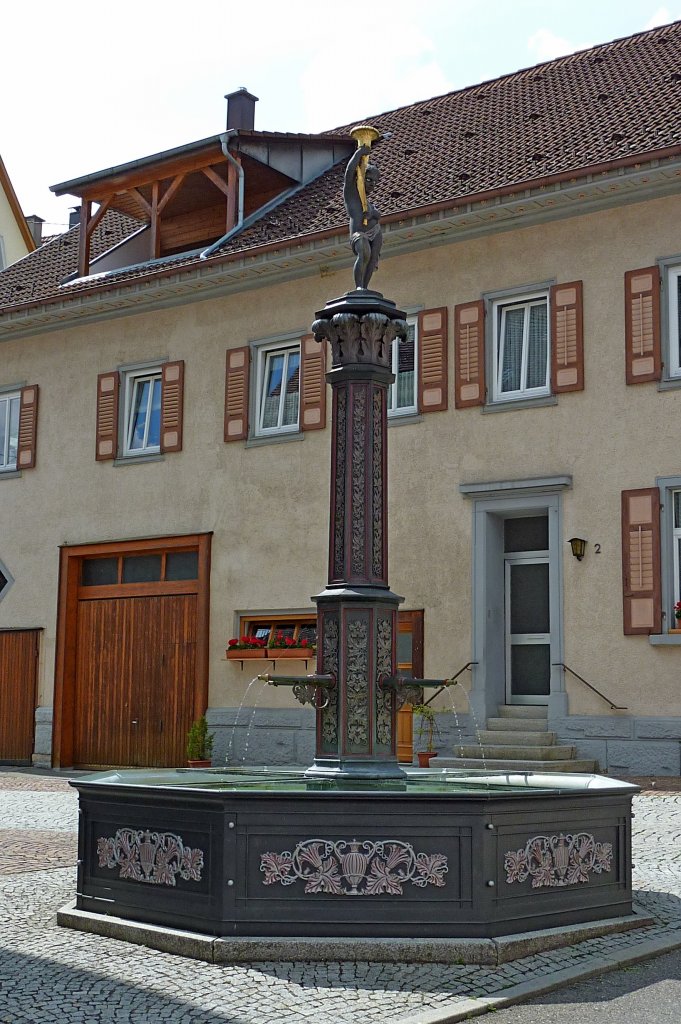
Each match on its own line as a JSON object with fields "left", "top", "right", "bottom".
{"left": 504, "top": 832, "right": 613, "bottom": 889}
{"left": 97, "top": 828, "right": 204, "bottom": 886}
{"left": 261, "top": 838, "right": 448, "bottom": 896}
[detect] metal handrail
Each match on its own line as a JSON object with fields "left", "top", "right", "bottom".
{"left": 553, "top": 662, "right": 628, "bottom": 711}
{"left": 423, "top": 662, "right": 478, "bottom": 707}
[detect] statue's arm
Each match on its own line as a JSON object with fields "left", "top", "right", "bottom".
{"left": 343, "top": 146, "right": 370, "bottom": 222}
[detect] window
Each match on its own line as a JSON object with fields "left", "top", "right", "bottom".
{"left": 80, "top": 547, "right": 198, "bottom": 589}
{"left": 388, "top": 320, "right": 418, "bottom": 417}
{"left": 667, "top": 265, "right": 681, "bottom": 378}
{"left": 238, "top": 614, "right": 317, "bottom": 648}
{"left": 255, "top": 341, "right": 300, "bottom": 436}
{"left": 97, "top": 361, "right": 183, "bottom": 462}
{"left": 0, "top": 392, "right": 20, "bottom": 471}
{"left": 123, "top": 368, "right": 162, "bottom": 456}
{"left": 492, "top": 293, "right": 550, "bottom": 402}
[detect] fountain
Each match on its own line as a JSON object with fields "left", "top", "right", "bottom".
{"left": 65, "top": 127, "right": 638, "bottom": 949}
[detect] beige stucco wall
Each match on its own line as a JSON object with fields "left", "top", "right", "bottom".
{"left": 1, "top": 191, "right": 681, "bottom": 724}
{"left": 0, "top": 184, "right": 30, "bottom": 268}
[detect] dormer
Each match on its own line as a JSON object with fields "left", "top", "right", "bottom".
{"left": 51, "top": 89, "right": 352, "bottom": 279}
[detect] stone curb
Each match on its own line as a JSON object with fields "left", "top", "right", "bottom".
{"left": 392, "top": 929, "right": 681, "bottom": 1024}
{"left": 57, "top": 902, "right": 652, "bottom": 966}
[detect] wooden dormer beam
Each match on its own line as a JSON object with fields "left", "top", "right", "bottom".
{"left": 77, "top": 197, "right": 113, "bottom": 278}
{"left": 202, "top": 166, "right": 230, "bottom": 198}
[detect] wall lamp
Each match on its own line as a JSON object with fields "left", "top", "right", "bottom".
{"left": 568, "top": 537, "right": 587, "bottom": 561}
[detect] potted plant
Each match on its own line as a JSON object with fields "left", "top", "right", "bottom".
{"left": 226, "top": 635, "right": 268, "bottom": 659}
{"left": 671, "top": 601, "right": 681, "bottom": 633}
{"left": 267, "top": 631, "right": 316, "bottom": 659}
{"left": 186, "top": 715, "right": 214, "bottom": 768}
{"left": 412, "top": 703, "right": 441, "bottom": 768}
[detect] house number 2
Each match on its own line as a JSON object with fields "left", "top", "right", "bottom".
{"left": 594, "top": 543, "right": 601, "bottom": 554}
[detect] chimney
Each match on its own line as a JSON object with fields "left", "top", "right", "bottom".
{"left": 225, "top": 88, "right": 259, "bottom": 131}
{"left": 69, "top": 207, "right": 81, "bottom": 230}
{"left": 25, "top": 214, "right": 44, "bottom": 247}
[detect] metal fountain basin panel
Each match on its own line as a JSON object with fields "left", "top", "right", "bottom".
{"left": 70, "top": 768, "right": 637, "bottom": 939}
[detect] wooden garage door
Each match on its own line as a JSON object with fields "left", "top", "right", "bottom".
{"left": 0, "top": 629, "right": 39, "bottom": 762}
{"left": 73, "top": 594, "right": 196, "bottom": 768}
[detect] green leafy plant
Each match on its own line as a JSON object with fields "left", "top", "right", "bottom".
{"left": 186, "top": 715, "right": 214, "bottom": 762}
{"left": 412, "top": 703, "right": 441, "bottom": 753}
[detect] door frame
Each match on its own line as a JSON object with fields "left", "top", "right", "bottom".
{"left": 52, "top": 533, "right": 211, "bottom": 768}
{"left": 504, "top": 552, "right": 551, "bottom": 705}
{"left": 462, "top": 477, "right": 570, "bottom": 726}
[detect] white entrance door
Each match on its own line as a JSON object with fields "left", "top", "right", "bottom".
{"left": 504, "top": 554, "right": 551, "bottom": 705}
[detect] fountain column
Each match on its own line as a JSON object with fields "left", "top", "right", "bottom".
{"left": 308, "top": 290, "right": 408, "bottom": 779}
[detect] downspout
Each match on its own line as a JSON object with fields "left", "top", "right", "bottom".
{"left": 201, "top": 130, "right": 244, "bottom": 259}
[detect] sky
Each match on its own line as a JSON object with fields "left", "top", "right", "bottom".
{"left": 2, "top": 1, "right": 680, "bottom": 233}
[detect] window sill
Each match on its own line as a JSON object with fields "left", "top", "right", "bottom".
{"left": 483, "top": 395, "right": 558, "bottom": 415}
{"left": 113, "top": 453, "right": 165, "bottom": 467}
{"left": 246, "top": 431, "right": 304, "bottom": 449}
{"left": 388, "top": 412, "right": 422, "bottom": 428}
{"left": 0, "top": 469, "right": 21, "bottom": 480}
{"left": 657, "top": 377, "right": 681, "bottom": 392}
{"left": 648, "top": 634, "right": 681, "bottom": 646}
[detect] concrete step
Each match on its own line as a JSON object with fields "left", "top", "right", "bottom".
{"left": 434, "top": 757, "right": 598, "bottom": 773}
{"left": 475, "top": 729, "right": 556, "bottom": 746}
{"left": 486, "top": 717, "right": 550, "bottom": 732}
{"left": 453, "top": 744, "right": 576, "bottom": 761}
{"left": 496, "top": 706, "right": 548, "bottom": 719}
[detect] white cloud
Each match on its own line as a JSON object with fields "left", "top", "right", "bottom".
{"left": 527, "top": 28, "right": 580, "bottom": 62}
{"left": 644, "top": 6, "right": 674, "bottom": 28}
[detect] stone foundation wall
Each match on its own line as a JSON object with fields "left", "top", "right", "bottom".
{"left": 552, "top": 715, "right": 681, "bottom": 776}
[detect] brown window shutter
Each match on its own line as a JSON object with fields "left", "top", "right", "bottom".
{"left": 300, "top": 333, "right": 326, "bottom": 431}
{"left": 550, "top": 281, "right": 584, "bottom": 393}
{"left": 96, "top": 371, "right": 119, "bottom": 461}
{"left": 160, "top": 360, "right": 185, "bottom": 453}
{"left": 417, "top": 307, "right": 448, "bottom": 412}
{"left": 624, "top": 267, "right": 661, "bottom": 384}
{"left": 17, "top": 385, "right": 39, "bottom": 470}
{"left": 224, "top": 346, "right": 250, "bottom": 442}
{"left": 621, "top": 487, "right": 662, "bottom": 635}
{"left": 454, "top": 300, "right": 485, "bottom": 408}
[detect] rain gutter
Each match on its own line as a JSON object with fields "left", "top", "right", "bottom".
{"left": 201, "top": 132, "right": 244, "bottom": 259}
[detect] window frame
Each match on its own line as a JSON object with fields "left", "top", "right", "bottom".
{"left": 666, "top": 263, "right": 681, "bottom": 379}
{"left": 254, "top": 338, "right": 302, "bottom": 438}
{"left": 121, "top": 365, "right": 163, "bottom": 458}
{"left": 387, "top": 316, "right": 418, "bottom": 418}
{"left": 656, "top": 476, "right": 681, "bottom": 632}
{"left": 0, "top": 389, "right": 21, "bottom": 473}
{"left": 491, "top": 290, "right": 551, "bottom": 404}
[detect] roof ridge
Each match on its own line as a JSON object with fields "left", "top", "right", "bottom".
{"left": 326, "top": 18, "right": 681, "bottom": 132}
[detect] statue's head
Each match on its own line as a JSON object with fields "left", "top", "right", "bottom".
{"left": 365, "top": 163, "right": 379, "bottom": 194}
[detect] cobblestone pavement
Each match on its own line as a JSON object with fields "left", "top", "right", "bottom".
{"left": 0, "top": 773, "right": 679, "bottom": 1024}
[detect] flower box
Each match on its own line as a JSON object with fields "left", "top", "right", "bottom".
{"left": 226, "top": 648, "right": 267, "bottom": 660}
{"left": 267, "top": 648, "right": 316, "bottom": 660}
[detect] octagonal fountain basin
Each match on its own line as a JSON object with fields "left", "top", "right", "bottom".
{"left": 70, "top": 767, "right": 637, "bottom": 940}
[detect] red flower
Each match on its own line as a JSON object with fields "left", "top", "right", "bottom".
{"left": 300, "top": 639, "right": 308, "bottom": 647}
{"left": 285, "top": 637, "right": 295, "bottom": 646}
{"left": 228, "top": 638, "right": 238, "bottom": 647}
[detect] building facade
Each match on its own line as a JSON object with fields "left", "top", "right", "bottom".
{"left": 1, "top": 26, "right": 680, "bottom": 775}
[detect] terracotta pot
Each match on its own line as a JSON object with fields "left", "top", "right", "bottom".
{"left": 417, "top": 751, "right": 437, "bottom": 768}
{"left": 187, "top": 759, "right": 212, "bottom": 768}
{"left": 226, "top": 648, "right": 266, "bottom": 659}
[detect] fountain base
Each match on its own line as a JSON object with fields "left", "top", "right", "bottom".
{"left": 70, "top": 768, "right": 637, "bottom": 941}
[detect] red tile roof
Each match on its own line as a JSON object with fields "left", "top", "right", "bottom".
{"left": 1, "top": 20, "right": 680, "bottom": 313}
